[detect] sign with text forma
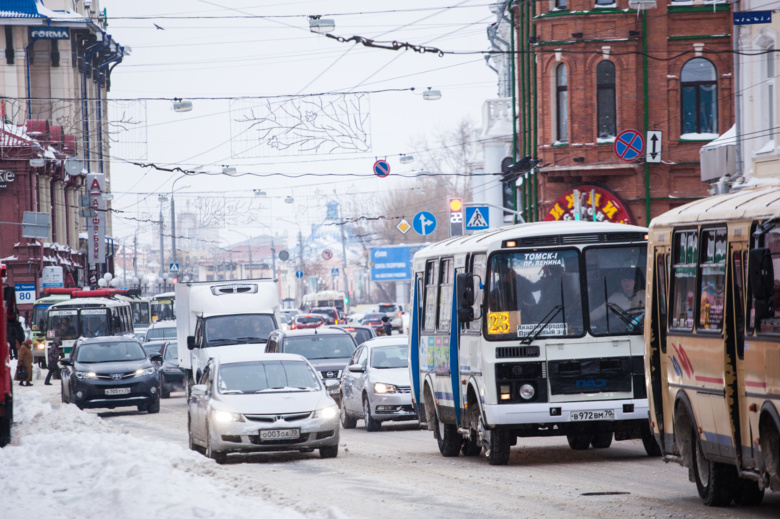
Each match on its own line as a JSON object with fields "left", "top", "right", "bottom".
{"left": 370, "top": 246, "right": 412, "bottom": 281}
{"left": 87, "top": 173, "right": 106, "bottom": 266}
{"left": 544, "top": 185, "right": 636, "bottom": 225}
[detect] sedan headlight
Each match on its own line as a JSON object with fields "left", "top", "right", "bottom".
{"left": 212, "top": 409, "right": 244, "bottom": 423}
{"left": 314, "top": 405, "right": 338, "bottom": 419}
{"left": 374, "top": 382, "right": 398, "bottom": 394}
{"left": 75, "top": 371, "right": 97, "bottom": 380}
{"left": 134, "top": 367, "right": 156, "bottom": 377}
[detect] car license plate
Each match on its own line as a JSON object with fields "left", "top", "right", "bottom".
{"left": 105, "top": 387, "right": 131, "bottom": 395}
{"left": 570, "top": 409, "right": 614, "bottom": 421}
{"left": 260, "top": 429, "right": 300, "bottom": 441}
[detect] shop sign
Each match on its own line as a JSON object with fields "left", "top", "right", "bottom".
{"left": 0, "top": 170, "right": 15, "bottom": 189}
{"left": 544, "top": 185, "right": 636, "bottom": 225}
{"left": 87, "top": 173, "right": 106, "bottom": 266}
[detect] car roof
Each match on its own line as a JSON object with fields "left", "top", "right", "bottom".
{"left": 147, "top": 320, "right": 177, "bottom": 329}
{"left": 362, "top": 336, "right": 409, "bottom": 348}
{"left": 76, "top": 336, "right": 142, "bottom": 346}
{"left": 275, "top": 327, "right": 352, "bottom": 337}
{"left": 215, "top": 351, "right": 307, "bottom": 365}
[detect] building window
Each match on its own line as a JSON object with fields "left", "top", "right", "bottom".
{"left": 765, "top": 44, "right": 775, "bottom": 142}
{"left": 555, "top": 0, "right": 567, "bottom": 8}
{"left": 595, "top": 0, "right": 615, "bottom": 5}
{"left": 596, "top": 61, "right": 616, "bottom": 139}
{"left": 556, "top": 63, "right": 568, "bottom": 143}
{"left": 681, "top": 58, "right": 717, "bottom": 135}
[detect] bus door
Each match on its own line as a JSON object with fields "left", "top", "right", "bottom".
{"left": 457, "top": 253, "right": 486, "bottom": 428}
{"left": 649, "top": 245, "right": 671, "bottom": 450}
{"left": 729, "top": 239, "right": 752, "bottom": 469}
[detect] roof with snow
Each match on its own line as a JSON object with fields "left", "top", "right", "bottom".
{"left": 0, "top": 0, "right": 89, "bottom": 21}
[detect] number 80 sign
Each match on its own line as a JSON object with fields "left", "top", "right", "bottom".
{"left": 15, "top": 283, "right": 36, "bottom": 305}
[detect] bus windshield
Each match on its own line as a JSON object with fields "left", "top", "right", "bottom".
{"left": 487, "top": 249, "right": 583, "bottom": 340}
{"left": 48, "top": 308, "right": 111, "bottom": 340}
{"left": 131, "top": 301, "right": 151, "bottom": 327}
{"left": 584, "top": 245, "right": 647, "bottom": 336}
{"left": 32, "top": 304, "right": 52, "bottom": 333}
{"left": 151, "top": 298, "right": 174, "bottom": 322}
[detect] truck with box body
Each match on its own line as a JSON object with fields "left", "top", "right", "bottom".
{"left": 177, "top": 280, "right": 280, "bottom": 395}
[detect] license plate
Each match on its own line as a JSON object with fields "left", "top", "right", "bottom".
{"left": 105, "top": 388, "right": 131, "bottom": 395}
{"left": 260, "top": 429, "right": 300, "bottom": 440}
{"left": 570, "top": 409, "right": 615, "bottom": 421}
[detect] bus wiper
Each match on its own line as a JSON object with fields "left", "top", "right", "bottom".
{"left": 607, "top": 304, "right": 644, "bottom": 332}
{"left": 520, "top": 305, "right": 563, "bottom": 345}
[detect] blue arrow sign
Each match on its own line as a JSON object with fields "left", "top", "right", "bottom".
{"left": 295, "top": 270, "right": 304, "bottom": 278}
{"left": 465, "top": 206, "right": 489, "bottom": 231}
{"left": 413, "top": 211, "right": 437, "bottom": 236}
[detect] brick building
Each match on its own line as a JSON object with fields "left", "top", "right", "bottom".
{"left": 496, "top": 0, "right": 734, "bottom": 227}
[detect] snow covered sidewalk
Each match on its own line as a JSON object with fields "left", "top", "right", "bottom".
{"left": 0, "top": 389, "right": 311, "bottom": 518}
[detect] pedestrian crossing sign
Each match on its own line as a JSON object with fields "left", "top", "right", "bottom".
{"left": 465, "top": 206, "right": 489, "bottom": 231}
{"left": 169, "top": 263, "right": 180, "bottom": 273}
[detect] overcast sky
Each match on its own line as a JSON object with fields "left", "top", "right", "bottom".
{"left": 100, "top": 0, "right": 499, "bottom": 249}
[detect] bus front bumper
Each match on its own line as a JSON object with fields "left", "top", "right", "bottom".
{"left": 483, "top": 398, "right": 649, "bottom": 427}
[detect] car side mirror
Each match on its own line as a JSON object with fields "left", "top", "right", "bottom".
{"left": 187, "top": 336, "right": 196, "bottom": 351}
{"left": 59, "top": 357, "right": 72, "bottom": 366}
{"left": 150, "top": 354, "right": 163, "bottom": 363}
{"left": 190, "top": 384, "right": 207, "bottom": 397}
{"left": 348, "top": 364, "right": 365, "bottom": 373}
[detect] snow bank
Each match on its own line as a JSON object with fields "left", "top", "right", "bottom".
{"left": 0, "top": 391, "right": 306, "bottom": 519}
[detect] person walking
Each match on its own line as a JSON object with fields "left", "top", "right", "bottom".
{"left": 381, "top": 315, "right": 392, "bottom": 336}
{"left": 44, "top": 338, "right": 63, "bottom": 386}
{"left": 15, "top": 339, "right": 34, "bottom": 386}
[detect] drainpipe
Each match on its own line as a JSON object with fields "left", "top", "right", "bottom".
{"left": 510, "top": 5, "right": 519, "bottom": 224}
{"left": 642, "top": 12, "right": 651, "bottom": 224}
{"left": 531, "top": 0, "right": 538, "bottom": 222}
{"left": 81, "top": 36, "right": 111, "bottom": 173}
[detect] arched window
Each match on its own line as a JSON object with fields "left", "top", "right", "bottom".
{"left": 681, "top": 58, "right": 717, "bottom": 135}
{"left": 596, "top": 61, "right": 616, "bottom": 139}
{"left": 556, "top": 63, "right": 568, "bottom": 143}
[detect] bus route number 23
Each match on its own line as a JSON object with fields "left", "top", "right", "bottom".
{"left": 488, "top": 312, "right": 511, "bottom": 334}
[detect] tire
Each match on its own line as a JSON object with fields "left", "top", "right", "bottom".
{"left": 462, "top": 433, "right": 482, "bottom": 456}
{"left": 147, "top": 397, "right": 160, "bottom": 414}
{"left": 486, "top": 428, "right": 511, "bottom": 465}
{"left": 591, "top": 431, "right": 613, "bottom": 449}
{"left": 363, "top": 398, "right": 381, "bottom": 432}
{"left": 424, "top": 388, "right": 460, "bottom": 457}
{"left": 567, "top": 433, "right": 591, "bottom": 450}
{"left": 340, "top": 399, "right": 357, "bottom": 429}
{"left": 319, "top": 444, "right": 339, "bottom": 458}
{"left": 692, "top": 429, "right": 736, "bottom": 506}
{"left": 160, "top": 375, "right": 170, "bottom": 399}
{"left": 641, "top": 427, "right": 662, "bottom": 457}
{"left": 206, "top": 424, "right": 227, "bottom": 464}
{"left": 184, "top": 372, "right": 194, "bottom": 399}
{"left": 732, "top": 478, "right": 764, "bottom": 506}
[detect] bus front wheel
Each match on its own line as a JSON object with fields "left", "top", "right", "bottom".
{"left": 692, "top": 428, "right": 736, "bottom": 506}
{"left": 486, "top": 428, "right": 511, "bottom": 465}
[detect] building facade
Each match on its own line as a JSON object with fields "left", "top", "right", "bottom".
{"left": 0, "top": 0, "right": 124, "bottom": 307}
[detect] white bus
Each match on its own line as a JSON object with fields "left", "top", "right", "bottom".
{"left": 409, "top": 221, "right": 657, "bottom": 464}
{"left": 150, "top": 292, "right": 175, "bottom": 322}
{"left": 46, "top": 295, "right": 133, "bottom": 356}
{"left": 303, "top": 290, "right": 346, "bottom": 314}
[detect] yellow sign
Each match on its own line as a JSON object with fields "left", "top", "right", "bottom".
{"left": 487, "top": 311, "right": 520, "bottom": 334}
{"left": 396, "top": 219, "right": 412, "bottom": 235}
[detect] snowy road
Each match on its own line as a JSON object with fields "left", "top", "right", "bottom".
{"left": 16, "top": 380, "right": 780, "bottom": 518}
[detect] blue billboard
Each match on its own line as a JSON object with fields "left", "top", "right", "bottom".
{"left": 370, "top": 246, "right": 412, "bottom": 281}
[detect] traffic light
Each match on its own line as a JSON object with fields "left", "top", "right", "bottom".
{"left": 449, "top": 198, "right": 463, "bottom": 237}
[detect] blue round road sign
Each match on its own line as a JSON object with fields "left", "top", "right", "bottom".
{"left": 614, "top": 130, "right": 644, "bottom": 162}
{"left": 373, "top": 159, "right": 390, "bottom": 178}
{"left": 295, "top": 270, "right": 304, "bottom": 278}
{"left": 413, "top": 211, "right": 437, "bottom": 236}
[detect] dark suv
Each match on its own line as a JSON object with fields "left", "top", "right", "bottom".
{"left": 59, "top": 336, "right": 162, "bottom": 412}
{"left": 309, "top": 307, "right": 340, "bottom": 325}
{"left": 265, "top": 327, "right": 357, "bottom": 406}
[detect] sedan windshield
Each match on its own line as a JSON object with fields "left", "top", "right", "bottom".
{"left": 284, "top": 335, "right": 356, "bottom": 360}
{"left": 163, "top": 344, "right": 178, "bottom": 361}
{"left": 218, "top": 360, "right": 320, "bottom": 394}
{"left": 76, "top": 341, "right": 146, "bottom": 363}
{"left": 370, "top": 344, "right": 408, "bottom": 369}
{"left": 146, "top": 327, "right": 177, "bottom": 341}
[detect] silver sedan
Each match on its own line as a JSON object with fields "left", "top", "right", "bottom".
{"left": 187, "top": 352, "right": 340, "bottom": 463}
{"left": 339, "top": 336, "right": 416, "bottom": 431}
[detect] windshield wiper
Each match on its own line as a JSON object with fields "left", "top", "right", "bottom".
{"left": 520, "top": 305, "right": 563, "bottom": 345}
{"left": 234, "top": 337, "right": 268, "bottom": 343}
{"left": 206, "top": 339, "right": 237, "bottom": 346}
{"left": 256, "top": 386, "right": 308, "bottom": 393}
{"left": 221, "top": 389, "right": 244, "bottom": 394}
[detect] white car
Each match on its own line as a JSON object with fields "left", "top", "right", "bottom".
{"left": 187, "top": 351, "right": 340, "bottom": 464}
{"left": 144, "top": 320, "right": 177, "bottom": 342}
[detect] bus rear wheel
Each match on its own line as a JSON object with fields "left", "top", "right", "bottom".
{"left": 692, "top": 428, "right": 736, "bottom": 506}
{"left": 425, "top": 388, "right": 459, "bottom": 457}
{"left": 567, "top": 433, "right": 591, "bottom": 450}
{"left": 732, "top": 478, "right": 764, "bottom": 506}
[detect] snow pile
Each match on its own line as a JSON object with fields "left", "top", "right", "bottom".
{"left": 0, "top": 391, "right": 306, "bottom": 519}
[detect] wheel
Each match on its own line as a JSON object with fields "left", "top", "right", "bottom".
{"left": 187, "top": 412, "right": 199, "bottom": 452}
{"left": 184, "top": 372, "right": 194, "bottom": 398}
{"left": 642, "top": 426, "right": 662, "bottom": 457}
{"left": 462, "top": 403, "right": 482, "bottom": 456}
{"left": 363, "top": 398, "right": 381, "bottom": 432}
{"left": 423, "top": 388, "right": 460, "bottom": 457}
{"left": 732, "top": 478, "right": 764, "bottom": 506}
{"left": 486, "top": 428, "right": 511, "bottom": 465}
{"left": 462, "top": 433, "right": 482, "bottom": 456}
{"left": 591, "top": 431, "right": 613, "bottom": 449}
{"left": 319, "top": 444, "right": 339, "bottom": 458}
{"left": 147, "top": 397, "right": 160, "bottom": 414}
{"left": 160, "top": 376, "right": 170, "bottom": 399}
{"left": 340, "top": 399, "right": 357, "bottom": 429}
{"left": 206, "top": 423, "right": 227, "bottom": 464}
{"left": 567, "top": 433, "right": 591, "bottom": 450}
{"left": 692, "top": 428, "right": 736, "bottom": 506}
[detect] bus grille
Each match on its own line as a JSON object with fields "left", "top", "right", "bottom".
{"left": 496, "top": 345, "right": 540, "bottom": 358}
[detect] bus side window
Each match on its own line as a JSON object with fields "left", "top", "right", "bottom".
{"left": 422, "top": 261, "right": 438, "bottom": 332}
{"left": 468, "top": 254, "right": 486, "bottom": 333}
{"left": 733, "top": 249, "right": 746, "bottom": 358}
{"left": 750, "top": 226, "right": 780, "bottom": 335}
{"left": 438, "top": 258, "right": 453, "bottom": 332}
{"left": 656, "top": 253, "right": 668, "bottom": 353}
{"left": 669, "top": 230, "right": 698, "bottom": 332}
{"left": 697, "top": 228, "right": 727, "bottom": 332}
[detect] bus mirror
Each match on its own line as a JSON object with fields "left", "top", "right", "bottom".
{"left": 749, "top": 248, "right": 774, "bottom": 300}
{"left": 456, "top": 273, "right": 476, "bottom": 322}
{"left": 187, "top": 336, "right": 196, "bottom": 350}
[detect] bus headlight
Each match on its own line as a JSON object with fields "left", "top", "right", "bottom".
{"left": 519, "top": 384, "right": 535, "bottom": 400}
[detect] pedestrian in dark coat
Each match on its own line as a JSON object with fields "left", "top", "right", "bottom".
{"left": 44, "top": 339, "right": 62, "bottom": 385}
{"left": 15, "top": 339, "right": 33, "bottom": 386}
{"left": 381, "top": 315, "right": 392, "bottom": 336}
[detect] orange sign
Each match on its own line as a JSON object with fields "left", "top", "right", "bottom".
{"left": 544, "top": 185, "right": 635, "bottom": 225}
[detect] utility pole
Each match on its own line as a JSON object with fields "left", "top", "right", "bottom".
{"left": 171, "top": 194, "right": 176, "bottom": 263}
{"left": 158, "top": 197, "right": 165, "bottom": 277}
{"left": 133, "top": 231, "right": 138, "bottom": 280}
{"left": 339, "top": 203, "right": 349, "bottom": 312}
{"left": 298, "top": 229, "right": 304, "bottom": 306}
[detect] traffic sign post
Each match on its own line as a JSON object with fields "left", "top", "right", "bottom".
{"left": 169, "top": 262, "right": 180, "bottom": 273}
{"left": 295, "top": 270, "right": 304, "bottom": 278}
{"left": 15, "top": 283, "right": 35, "bottom": 305}
{"left": 412, "top": 211, "right": 436, "bottom": 236}
{"left": 322, "top": 249, "right": 333, "bottom": 261}
{"left": 331, "top": 268, "right": 339, "bottom": 277}
{"left": 614, "top": 130, "right": 645, "bottom": 162}
{"left": 396, "top": 219, "right": 411, "bottom": 235}
{"left": 465, "top": 206, "right": 489, "bottom": 231}
{"left": 448, "top": 198, "right": 463, "bottom": 237}
{"left": 646, "top": 131, "right": 662, "bottom": 163}
{"left": 373, "top": 159, "right": 390, "bottom": 178}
